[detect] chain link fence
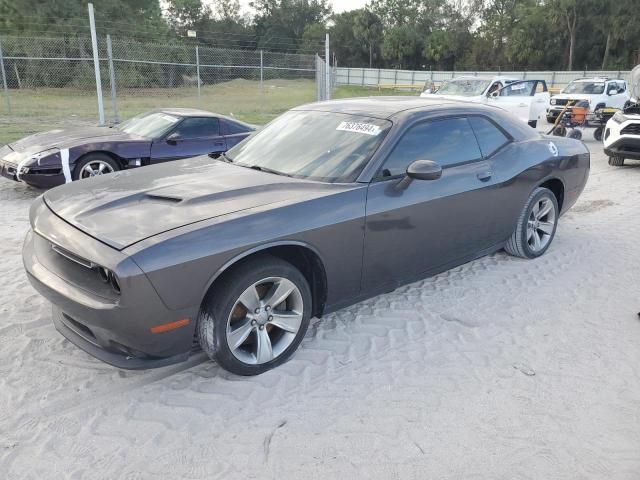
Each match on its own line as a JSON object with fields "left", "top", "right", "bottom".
{"left": 0, "top": 35, "right": 321, "bottom": 144}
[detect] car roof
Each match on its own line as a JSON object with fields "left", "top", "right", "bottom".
{"left": 294, "top": 96, "right": 503, "bottom": 120}
{"left": 572, "top": 77, "right": 623, "bottom": 82}
{"left": 447, "top": 75, "right": 516, "bottom": 82}
{"left": 155, "top": 108, "right": 254, "bottom": 127}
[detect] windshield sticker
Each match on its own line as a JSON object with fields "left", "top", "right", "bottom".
{"left": 160, "top": 114, "right": 179, "bottom": 123}
{"left": 337, "top": 121, "right": 382, "bottom": 136}
{"left": 511, "top": 83, "right": 526, "bottom": 90}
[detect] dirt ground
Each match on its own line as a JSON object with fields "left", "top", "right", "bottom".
{"left": 1, "top": 137, "right": 639, "bottom": 479}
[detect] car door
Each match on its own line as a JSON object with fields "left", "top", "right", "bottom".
{"left": 150, "top": 117, "right": 226, "bottom": 163}
{"left": 606, "top": 81, "right": 629, "bottom": 109}
{"left": 489, "top": 80, "right": 550, "bottom": 123}
{"left": 361, "top": 116, "right": 502, "bottom": 292}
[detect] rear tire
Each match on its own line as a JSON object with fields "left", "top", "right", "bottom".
{"left": 197, "top": 255, "right": 312, "bottom": 376}
{"left": 608, "top": 156, "right": 625, "bottom": 166}
{"left": 505, "top": 187, "right": 559, "bottom": 259}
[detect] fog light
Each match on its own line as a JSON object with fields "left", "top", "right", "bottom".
{"left": 109, "top": 272, "right": 121, "bottom": 294}
{"left": 98, "top": 266, "right": 110, "bottom": 283}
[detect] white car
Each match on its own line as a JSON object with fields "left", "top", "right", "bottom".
{"left": 602, "top": 66, "right": 640, "bottom": 166}
{"left": 547, "top": 77, "right": 630, "bottom": 124}
{"left": 421, "top": 76, "right": 550, "bottom": 127}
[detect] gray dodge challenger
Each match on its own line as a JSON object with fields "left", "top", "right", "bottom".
{"left": 23, "top": 97, "right": 590, "bottom": 375}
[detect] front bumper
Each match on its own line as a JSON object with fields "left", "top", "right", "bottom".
{"left": 1, "top": 159, "right": 66, "bottom": 188}
{"left": 23, "top": 199, "right": 197, "bottom": 369}
{"left": 603, "top": 118, "right": 640, "bottom": 160}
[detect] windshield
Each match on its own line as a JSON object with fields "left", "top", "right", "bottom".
{"left": 225, "top": 111, "right": 391, "bottom": 182}
{"left": 435, "top": 79, "right": 490, "bottom": 97}
{"left": 562, "top": 81, "right": 605, "bottom": 95}
{"left": 117, "top": 112, "right": 180, "bottom": 138}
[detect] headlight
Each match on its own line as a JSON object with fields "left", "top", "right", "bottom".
{"left": 550, "top": 98, "right": 556, "bottom": 105}
{"left": 612, "top": 111, "right": 626, "bottom": 124}
{"left": 32, "top": 148, "right": 60, "bottom": 163}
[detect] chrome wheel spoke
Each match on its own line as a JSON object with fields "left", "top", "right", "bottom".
{"left": 537, "top": 200, "right": 552, "bottom": 219}
{"left": 269, "top": 311, "right": 303, "bottom": 333}
{"left": 262, "top": 279, "right": 295, "bottom": 308}
{"left": 238, "top": 285, "right": 260, "bottom": 312}
{"left": 531, "top": 230, "right": 542, "bottom": 250}
{"left": 228, "top": 318, "right": 254, "bottom": 350}
{"left": 255, "top": 328, "right": 274, "bottom": 363}
{"left": 82, "top": 165, "right": 95, "bottom": 177}
{"left": 537, "top": 221, "right": 554, "bottom": 235}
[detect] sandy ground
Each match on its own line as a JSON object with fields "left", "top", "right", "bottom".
{"left": 1, "top": 137, "right": 640, "bottom": 479}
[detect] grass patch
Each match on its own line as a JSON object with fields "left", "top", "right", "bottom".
{"left": 0, "top": 81, "right": 420, "bottom": 145}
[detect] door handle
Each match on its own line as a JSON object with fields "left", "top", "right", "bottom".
{"left": 477, "top": 170, "right": 493, "bottom": 181}
{"left": 518, "top": 103, "right": 527, "bottom": 107}
{"left": 213, "top": 141, "right": 225, "bottom": 146}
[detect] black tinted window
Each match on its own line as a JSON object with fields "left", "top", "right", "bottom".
{"left": 380, "top": 118, "right": 481, "bottom": 178}
{"left": 468, "top": 117, "right": 509, "bottom": 157}
{"left": 225, "top": 120, "right": 250, "bottom": 135}
{"left": 173, "top": 117, "right": 219, "bottom": 138}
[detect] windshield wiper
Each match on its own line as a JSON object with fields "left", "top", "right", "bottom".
{"left": 246, "top": 164, "right": 292, "bottom": 177}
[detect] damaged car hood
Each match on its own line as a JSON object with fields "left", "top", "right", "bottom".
{"left": 8, "top": 125, "right": 146, "bottom": 156}
{"left": 43, "top": 156, "right": 351, "bottom": 250}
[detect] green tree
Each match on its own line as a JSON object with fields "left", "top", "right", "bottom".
{"left": 353, "top": 9, "right": 383, "bottom": 68}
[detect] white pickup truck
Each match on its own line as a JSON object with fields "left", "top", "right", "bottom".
{"left": 420, "top": 76, "right": 551, "bottom": 128}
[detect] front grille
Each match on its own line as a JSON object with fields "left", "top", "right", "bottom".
{"left": 621, "top": 123, "right": 640, "bottom": 136}
{"left": 554, "top": 99, "right": 569, "bottom": 106}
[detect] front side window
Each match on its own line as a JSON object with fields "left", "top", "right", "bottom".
{"left": 173, "top": 118, "right": 220, "bottom": 139}
{"left": 562, "top": 81, "right": 605, "bottom": 95}
{"left": 499, "top": 81, "right": 537, "bottom": 97}
{"left": 226, "top": 111, "right": 391, "bottom": 182}
{"left": 378, "top": 118, "right": 482, "bottom": 179}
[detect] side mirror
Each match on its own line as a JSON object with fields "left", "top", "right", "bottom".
{"left": 406, "top": 160, "right": 442, "bottom": 181}
{"left": 489, "top": 90, "right": 500, "bottom": 98}
{"left": 166, "top": 132, "right": 181, "bottom": 144}
{"left": 423, "top": 88, "right": 432, "bottom": 94}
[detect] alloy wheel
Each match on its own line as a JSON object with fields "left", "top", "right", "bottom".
{"left": 80, "top": 160, "right": 115, "bottom": 178}
{"left": 526, "top": 197, "right": 556, "bottom": 253}
{"left": 226, "top": 277, "right": 304, "bottom": 365}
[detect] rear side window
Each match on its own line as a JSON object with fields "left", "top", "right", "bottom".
{"left": 468, "top": 117, "right": 509, "bottom": 157}
{"left": 224, "top": 120, "right": 250, "bottom": 135}
{"left": 379, "top": 118, "right": 482, "bottom": 178}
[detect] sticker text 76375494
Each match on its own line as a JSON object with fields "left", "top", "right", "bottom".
{"left": 336, "top": 122, "right": 382, "bottom": 136}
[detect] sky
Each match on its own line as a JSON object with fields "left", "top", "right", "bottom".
{"left": 238, "top": 0, "right": 369, "bottom": 14}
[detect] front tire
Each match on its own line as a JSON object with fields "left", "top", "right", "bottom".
{"left": 197, "top": 255, "right": 312, "bottom": 375}
{"left": 593, "top": 127, "right": 604, "bottom": 142}
{"left": 505, "top": 187, "right": 559, "bottom": 259}
{"left": 73, "top": 153, "right": 120, "bottom": 181}
{"left": 608, "top": 156, "right": 625, "bottom": 166}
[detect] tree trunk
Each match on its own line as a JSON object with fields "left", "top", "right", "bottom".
{"left": 601, "top": 31, "right": 611, "bottom": 70}
{"left": 369, "top": 43, "right": 373, "bottom": 68}
{"left": 566, "top": 11, "right": 577, "bottom": 70}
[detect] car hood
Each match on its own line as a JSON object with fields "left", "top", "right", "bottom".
{"left": 8, "top": 125, "right": 144, "bottom": 155}
{"left": 420, "top": 93, "right": 485, "bottom": 103}
{"left": 43, "top": 156, "right": 352, "bottom": 250}
{"left": 552, "top": 94, "right": 595, "bottom": 102}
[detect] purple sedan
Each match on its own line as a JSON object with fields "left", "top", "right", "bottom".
{"left": 0, "top": 108, "right": 255, "bottom": 188}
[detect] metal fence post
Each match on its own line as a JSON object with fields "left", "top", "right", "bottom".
{"left": 259, "top": 50, "right": 264, "bottom": 113}
{"left": 324, "top": 33, "right": 330, "bottom": 100}
{"left": 551, "top": 71, "right": 556, "bottom": 88}
{"left": 88, "top": 3, "right": 105, "bottom": 125}
{"left": 195, "top": 45, "right": 201, "bottom": 105}
{"left": 106, "top": 35, "right": 119, "bottom": 123}
{"left": 0, "top": 36, "right": 10, "bottom": 114}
